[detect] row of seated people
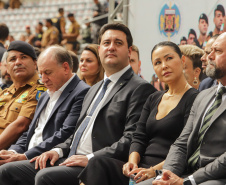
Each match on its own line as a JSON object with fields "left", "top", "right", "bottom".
{"left": 0, "top": 22, "right": 225, "bottom": 185}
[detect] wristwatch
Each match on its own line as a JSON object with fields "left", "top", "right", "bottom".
{"left": 183, "top": 178, "right": 192, "bottom": 185}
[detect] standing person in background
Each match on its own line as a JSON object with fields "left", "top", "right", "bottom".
{"left": 91, "top": 0, "right": 104, "bottom": 44}
{"left": 0, "top": 52, "right": 12, "bottom": 91}
{"left": 180, "top": 45, "right": 204, "bottom": 90}
{"left": 41, "top": 19, "right": 59, "bottom": 49}
{"left": 198, "top": 13, "right": 208, "bottom": 48}
{"left": 63, "top": 13, "right": 80, "bottom": 54}
{"left": 187, "top": 29, "right": 197, "bottom": 45}
{"left": 78, "top": 44, "right": 104, "bottom": 86}
{"left": 52, "top": 8, "right": 66, "bottom": 43}
{"left": 0, "top": 23, "right": 9, "bottom": 62}
{"left": 213, "top": 4, "right": 225, "bottom": 36}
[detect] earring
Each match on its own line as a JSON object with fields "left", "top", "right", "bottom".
{"left": 193, "top": 77, "right": 198, "bottom": 85}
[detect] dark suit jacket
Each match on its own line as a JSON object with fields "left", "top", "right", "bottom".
{"left": 58, "top": 68, "right": 156, "bottom": 162}
{"left": 9, "top": 75, "right": 90, "bottom": 159}
{"left": 0, "top": 43, "right": 6, "bottom": 61}
{"left": 199, "top": 77, "right": 217, "bottom": 91}
{"left": 164, "top": 85, "right": 226, "bottom": 184}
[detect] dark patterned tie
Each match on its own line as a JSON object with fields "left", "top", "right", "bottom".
{"left": 68, "top": 78, "right": 111, "bottom": 157}
{"left": 188, "top": 87, "right": 226, "bottom": 169}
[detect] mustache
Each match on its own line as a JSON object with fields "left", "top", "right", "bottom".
{"left": 13, "top": 64, "right": 25, "bottom": 70}
{"left": 207, "top": 59, "right": 216, "bottom": 66}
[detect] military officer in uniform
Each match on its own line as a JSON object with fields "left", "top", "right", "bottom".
{"left": 41, "top": 19, "right": 59, "bottom": 49}
{"left": 0, "top": 41, "right": 46, "bottom": 150}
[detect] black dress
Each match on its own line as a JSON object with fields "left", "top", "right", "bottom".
{"left": 79, "top": 88, "right": 199, "bottom": 185}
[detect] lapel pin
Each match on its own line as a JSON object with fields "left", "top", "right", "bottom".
{"left": 120, "top": 83, "right": 123, "bottom": 86}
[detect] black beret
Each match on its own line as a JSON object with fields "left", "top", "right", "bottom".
{"left": 188, "top": 29, "right": 197, "bottom": 38}
{"left": 180, "top": 36, "right": 187, "bottom": 42}
{"left": 215, "top": 4, "right": 225, "bottom": 17}
{"left": 7, "top": 41, "right": 37, "bottom": 60}
{"left": 199, "top": 13, "right": 208, "bottom": 24}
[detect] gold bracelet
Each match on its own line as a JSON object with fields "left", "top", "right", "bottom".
{"left": 150, "top": 166, "right": 156, "bottom": 177}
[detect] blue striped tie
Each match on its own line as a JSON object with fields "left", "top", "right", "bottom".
{"left": 68, "top": 78, "right": 111, "bottom": 157}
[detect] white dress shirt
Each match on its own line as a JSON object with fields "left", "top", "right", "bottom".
{"left": 54, "top": 65, "right": 131, "bottom": 159}
{"left": 9, "top": 74, "right": 75, "bottom": 157}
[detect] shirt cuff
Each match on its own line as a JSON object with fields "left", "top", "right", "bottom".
{"left": 188, "top": 175, "right": 197, "bottom": 185}
{"left": 51, "top": 148, "right": 63, "bottom": 158}
{"left": 86, "top": 153, "right": 94, "bottom": 160}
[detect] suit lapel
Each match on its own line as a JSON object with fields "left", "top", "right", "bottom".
{"left": 187, "top": 87, "right": 217, "bottom": 154}
{"left": 209, "top": 89, "right": 226, "bottom": 125}
{"left": 101, "top": 68, "right": 133, "bottom": 109}
{"left": 46, "top": 75, "right": 80, "bottom": 123}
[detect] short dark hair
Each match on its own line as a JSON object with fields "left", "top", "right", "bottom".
{"left": 0, "top": 23, "right": 9, "bottom": 41}
{"left": 68, "top": 50, "right": 79, "bottom": 73}
{"left": 46, "top": 19, "right": 53, "bottom": 25}
{"left": 98, "top": 23, "right": 133, "bottom": 48}
{"left": 151, "top": 41, "right": 182, "bottom": 61}
{"left": 58, "top": 8, "right": 64, "bottom": 13}
{"left": 40, "top": 45, "right": 73, "bottom": 70}
{"left": 38, "top": 22, "right": 43, "bottom": 26}
{"left": 67, "top": 13, "right": 74, "bottom": 17}
{"left": 131, "top": 45, "right": 140, "bottom": 60}
{"left": 214, "top": 4, "right": 225, "bottom": 17}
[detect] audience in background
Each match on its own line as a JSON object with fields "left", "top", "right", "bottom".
{"left": 78, "top": 44, "right": 104, "bottom": 86}
{"left": 0, "top": 52, "right": 12, "bottom": 91}
{"left": 79, "top": 41, "right": 198, "bottom": 185}
{"left": 129, "top": 45, "right": 141, "bottom": 75}
{"left": 180, "top": 45, "right": 204, "bottom": 89}
{"left": 68, "top": 50, "right": 79, "bottom": 73}
{"left": 199, "top": 34, "right": 219, "bottom": 91}
{"left": 0, "top": 23, "right": 9, "bottom": 62}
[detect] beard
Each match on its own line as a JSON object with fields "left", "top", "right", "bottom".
{"left": 206, "top": 60, "right": 225, "bottom": 79}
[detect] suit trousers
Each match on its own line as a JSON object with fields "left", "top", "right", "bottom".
{"left": 79, "top": 156, "right": 150, "bottom": 185}
{"left": 0, "top": 159, "right": 84, "bottom": 185}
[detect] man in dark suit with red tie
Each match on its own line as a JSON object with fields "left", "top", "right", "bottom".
{"left": 0, "top": 23, "right": 156, "bottom": 185}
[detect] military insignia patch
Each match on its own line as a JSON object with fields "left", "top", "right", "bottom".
{"left": 15, "top": 91, "right": 29, "bottom": 103}
{"left": 36, "top": 90, "right": 45, "bottom": 101}
{"left": 0, "top": 102, "right": 6, "bottom": 106}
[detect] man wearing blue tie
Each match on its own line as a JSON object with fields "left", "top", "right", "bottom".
{"left": 0, "top": 23, "right": 156, "bottom": 185}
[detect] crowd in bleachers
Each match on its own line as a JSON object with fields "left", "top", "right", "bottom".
{"left": 1, "top": 1, "right": 226, "bottom": 185}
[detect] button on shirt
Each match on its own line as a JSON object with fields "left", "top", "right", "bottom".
{"left": 55, "top": 65, "right": 131, "bottom": 159}
{"left": 27, "top": 74, "right": 75, "bottom": 151}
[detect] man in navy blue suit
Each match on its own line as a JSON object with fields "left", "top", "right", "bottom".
{"left": 0, "top": 45, "right": 89, "bottom": 164}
